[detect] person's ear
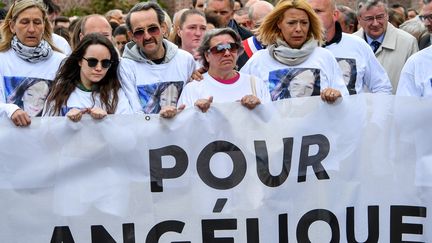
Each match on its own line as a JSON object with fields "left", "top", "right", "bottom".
{"left": 177, "top": 26, "right": 182, "bottom": 38}
{"left": 160, "top": 22, "right": 168, "bottom": 37}
{"left": 127, "top": 30, "right": 134, "bottom": 41}
{"left": 333, "top": 8, "right": 340, "bottom": 22}
{"left": 9, "top": 20, "right": 16, "bottom": 34}
{"left": 204, "top": 51, "right": 210, "bottom": 62}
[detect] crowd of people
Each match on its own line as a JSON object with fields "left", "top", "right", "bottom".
{"left": 0, "top": 0, "right": 430, "bottom": 127}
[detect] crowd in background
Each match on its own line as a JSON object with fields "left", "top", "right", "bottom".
{"left": 0, "top": 0, "right": 431, "bottom": 127}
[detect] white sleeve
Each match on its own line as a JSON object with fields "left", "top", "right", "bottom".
{"left": 115, "top": 88, "right": 133, "bottom": 114}
{"left": 363, "top": 47, "right": 393, "bottom": 94}
{"left": 0, "top": 103, "right": 20, "bottom": 118}
{"left": 396, "top": 58, "right": 422, "bottom": 97}
{"left": 118, "top": 61, "right": 143, "bottom": 114}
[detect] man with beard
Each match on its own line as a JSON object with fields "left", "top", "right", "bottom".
{"left": 119, "top": 2, "right": 196, "bottom": 117}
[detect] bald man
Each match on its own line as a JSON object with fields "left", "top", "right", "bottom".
{"left": 308, "top": 0, "right": 392, "bottom": 94}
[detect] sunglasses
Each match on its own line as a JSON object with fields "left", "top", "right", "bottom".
{"left": 132, "top": 26, "right": 161, "bottom": 39}
{"left": 208, "top": 43, "right": 239, "bottom": 55}
{"left": 82, "top": 57, "right": 112, "bottom": 69}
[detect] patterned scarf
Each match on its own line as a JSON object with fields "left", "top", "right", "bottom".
{"left": 11, "top": 35, "right": 53, "bottom": 63}
{"left": 267, "top": 38, "right": 318, "bottom": 66}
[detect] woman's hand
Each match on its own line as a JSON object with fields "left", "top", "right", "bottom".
{"left": 195, "top": 96, "right": 213, "bottom": 113}
{"left": 159, "top": 105, "right": 185, "bottom": 119}
{"left": 89, "top": 107, "right": 107, "bottom": 120}
{"left": 320, "top": 88, "right": 342, "bottom": 104}
{"left": 66, "top": 108, "right": 85, "bottom": 122}
{"left": 241, "top": 95, "right": 261, "bottom": 110}
{"left": 11, "top": 109, "right": 31, "bottom": 127}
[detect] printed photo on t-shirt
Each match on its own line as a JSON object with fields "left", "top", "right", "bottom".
{"left": 268, "top": 68, "right": 321, "bottom": 101}
{"left": 336, "top": 58, "right": 357, "bottom": 95}
{"left": 4, "top": 76, "right": 51, "bottom": 117}
{"left": 137, "top": 81, "right": 183, "bottom": 114}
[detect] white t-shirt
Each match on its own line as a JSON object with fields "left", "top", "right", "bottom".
{"left": 53, "top": 33, "right": 72, "bottom": 55}
{"left": 325, "top": 33, "right": 392, "bottom": 94}
{"left": 119, "top": 49, "right": 195, "bottom": 114}
{"left": 0, "top": 49, "right": 65, "bottom": 118}
{"left": 240, "top": 46, "right": 349, "bottom": 100}
{"left": 397, "top": 46, "right": 432, "bottom": 97}
{"left": 43, "top": 87, "right": 132, "bottom": 116}
{"left": 178, "top": 72, "right": 271, "bottom": 108}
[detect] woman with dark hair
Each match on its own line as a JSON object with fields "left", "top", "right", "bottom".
{"left": 174, "top": 28, "right": 270, "bottom": 115}
{"left": 43, "top": 33, "right": 132, "bottom": 121}
{"left": 0, "top": 0, "right": 65, "bottom": 127}
{"left": 241, "top": 0, "right": 348, "bottom": 103}
{"left": 8, "top": 78, "right": 51, "bottom": 117}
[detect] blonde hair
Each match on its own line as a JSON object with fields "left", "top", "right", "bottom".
{"left": 0, "top": 0, "right": 60, "bottom": 52}
{"left": 258, "top": 0, "right": 324, "bottom": 46}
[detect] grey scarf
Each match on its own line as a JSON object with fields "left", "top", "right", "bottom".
{"left": 11, "top": 35, "right": 53, "bottom": 63}
{"left": 267, "top": 38, "right": 318, "bottom": 66}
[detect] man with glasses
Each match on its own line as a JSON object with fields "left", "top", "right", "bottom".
{"left": 418, "top": 0, "right": 432, "bottom": 49}
{"left": 119, "top": 2, "right": 195, "bottom": 115}
{"left": 354, "top": 0, "right": 418, "bottom": 93}
{"left": 308, "top": 0, "right": 391, "bottom": 95}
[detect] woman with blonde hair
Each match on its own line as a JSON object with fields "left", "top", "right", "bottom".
{"left": 241, "top": 0, "right": 348, "bottom": 103}
{"left": 0, "top": 0, "right": 65, "bottom": 127}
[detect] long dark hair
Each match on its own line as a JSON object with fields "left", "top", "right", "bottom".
{"left": 46, "top": 33, "right": 121, "bottom": 115}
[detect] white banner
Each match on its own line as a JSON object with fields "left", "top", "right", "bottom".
{"left": 0, "top": 94, "right": 431, "bottom": 243}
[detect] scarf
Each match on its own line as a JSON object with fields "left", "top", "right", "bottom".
{"left": 11, "top": 35, "right": 53, "bottom": 63}
{"left": 267, "top": 38, "right": 318, "bottom": 66}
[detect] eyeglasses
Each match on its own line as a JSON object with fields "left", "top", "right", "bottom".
{"left": 419, "top": 14, "right": 432, "bottom": 22}
{"left": 208, "top": 43, "right": 240, "bottom": 55}
{"left": 132, "top": 26, "right": 161, "bottom": 39}
{"left": 360, "top": 13, "right": 387, "bottom": 23}
{"left": 82, "top": 57, "right": 112, "bottom": 69}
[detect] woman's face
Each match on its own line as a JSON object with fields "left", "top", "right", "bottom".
{"left": 159, "top": 84, "right": 179, "bottom": 107}
{"left": 10, "top": 7, "right": 45, "bottom": 47}
{"left": 79, "top": 44, "right": 112, "bottom": 89}
{"left": 205, "top": 34, "right": 238, "bottom": 72}
{"left": 178, "top": 14, "right": 207, "bottom": 53}
{"left": 22, "top": 81, "right": 49, "bottom": 116}
{"left": 277, "top": 8, "right": 310, "bottom": 49}
{"left": 338, "top": 60, "right": 352, "bottom": 85}
{"left": 288, "top": 70, "right": 315, "bottom": 97}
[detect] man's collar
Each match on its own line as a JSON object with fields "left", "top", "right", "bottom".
{"left": 364, "top": 33, "right": 385, "bottom": 44}
{"left": 323, "top": 21, "right": 343, "bottom": 47}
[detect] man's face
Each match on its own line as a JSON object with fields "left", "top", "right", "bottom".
{"left": 205, "top": 0, "right": 233, "bottom": 27}
{"left": 308, "top": 0, "right": 338, "bottom": 39}
{"left": 358, "top": 3, "right": 388, "bottom": 39}
{"left": 129, "top": 9, "right": 166, "bottom": 60}
{"left": 422, "top": 2, "right": 432, "bottom": 33}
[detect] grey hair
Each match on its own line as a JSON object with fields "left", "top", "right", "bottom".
{"left": 197, "top": 27, "right": 244, "bottom": 69}
{"left": 357, "top": 0, "right": 388, "bottom": 14}
{"left": 125, "top": 2, "right": 166, "bottom": 32}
